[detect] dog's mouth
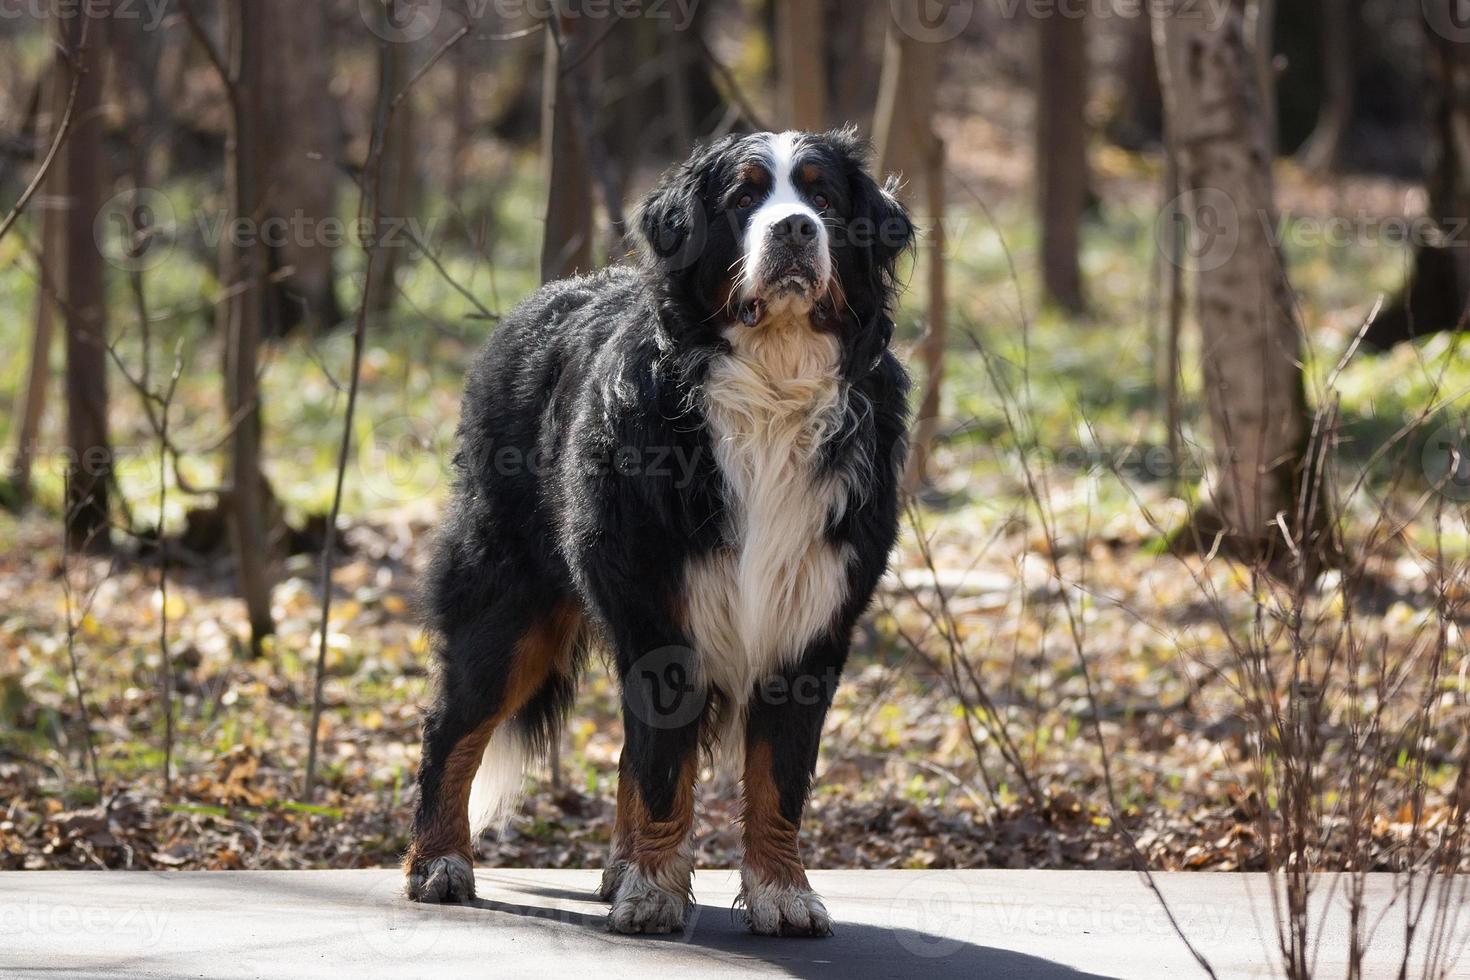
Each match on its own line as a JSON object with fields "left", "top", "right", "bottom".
{"left": 766, "top": 270, "right": 819, "bottom": 297}
{"left": 738, "top": 260, "right": 826, "bottom": 325}
{"left": 736, "top": 289, "right": 842, "bottom": 330}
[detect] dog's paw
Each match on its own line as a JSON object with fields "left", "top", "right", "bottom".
{"left": 405, "top": 854, "right": 476, "bottom": 904}
{"left": 606, "top": 869, "right": 687, "bottom": 934}
{"left": 741, "top": 882, "right": 833, "bottom": 937}
{"left": 597, "top": 858, "right": 630, "bottom": 902}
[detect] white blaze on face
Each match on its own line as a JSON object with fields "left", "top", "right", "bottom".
{"left": 741, "top": 132, "right": 832, "bottom": 305}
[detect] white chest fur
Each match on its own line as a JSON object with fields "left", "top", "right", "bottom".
{"left": 684, "top": 314, "right": 853, "bottom": 721}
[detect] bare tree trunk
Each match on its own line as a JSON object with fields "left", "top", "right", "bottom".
{"left": 222, "top": 0, "right": 275, "bottom": 653}
{"left": 366, "top": 8, "right": 417, "bottom": 314}
{"left": 60, "top": 4, "right": 111, "bottom": 551}
{"left": 9, "top": 66, "right": 63, "bottom": 505}
{"left": 824, "top": 0, "right": 878, "bottom": 129}
{"left": 874, "top": 22, "right": 938, "bottom": 184}
{"left": 1296, "top": 0, "right": 1353, "bottom": 174}
{"left": 1106, "top": 8, "right": 1163, "bottom": 149}
{"left": 260, "top": 0, "right": 341, "bottom": 334}
{"left": 906, "top": 147, "right": 947, "bottom": 495}
{"left": 1247, "top": 0, "right": 1277, "bottom": 160}
{"left": 448, "top": 41, "right": 472, "bottom": 203}
{"left": 1036, "top": 7, "right": 1089, "bottom": 313}
{"left": 540, "top": 21, "right": 593, "bottom": 282}
{"left": 1153, "top": 0, "right": 1322, "bottom": 566}
{"left": 778, "top": 0, "right": 826, "bottom": 130}
{"left": 1364, "top": 5, "right": 1470, "bottom": 349}
{"left": 873, "top": 9, "right": 948, "bottom": 495}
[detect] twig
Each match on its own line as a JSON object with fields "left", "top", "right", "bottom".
{"left": 400, "top": 221, "right": 499, "bottom": 321}
{"left": 58, "top": 478, "right": 106, "bottom": 802}
{"left": 0, "top": 10, "right": 91, "bottom": 244}
{"left": 177, "top": 0, "right": 238, "bottom": 104}
{"left": 304, "top": 19, "right": 472, "bottom": 799}
{"left": 695, "top": 34, "right": 772, "bottom": 133}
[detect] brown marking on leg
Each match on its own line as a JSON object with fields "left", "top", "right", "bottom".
{"left": 604, "top": 750, "right": 699, "bottom": 932}
{"left": 598, "top": 748, "right": 638, "bottom": 899}
{"left": 406, "top": 601, "right": 583, "bottom": 874}
{"left": 620, "top": 749, "right": 698, "bottom": 899}
{"left": 740, "top": 740, "right": 810, "bottom": 893}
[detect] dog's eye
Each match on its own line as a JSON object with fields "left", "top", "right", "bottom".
{"left": 812, "top": 194, "right": 830, "bottom": 210}
{"left": 737, "top": 194, "right": 754, "bottom": 210}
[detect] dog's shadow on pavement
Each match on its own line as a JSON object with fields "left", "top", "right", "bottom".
{"left": 473, "top": 890, "right": 1117, "bottom": 980}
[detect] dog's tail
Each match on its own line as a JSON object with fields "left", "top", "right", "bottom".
{"left": 467, "top": 724, "right": 533, "bottom": 838}
{"left": 465, "top": 666, "right": 581, "bottom": 839}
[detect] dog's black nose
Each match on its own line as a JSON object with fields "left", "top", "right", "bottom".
{"left": 771, "top": 214, "right": 819, "bottom": 246}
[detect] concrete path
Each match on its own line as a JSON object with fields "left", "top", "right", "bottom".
{"left": 1, "top": 869, "right": 1463, "bottom": 978}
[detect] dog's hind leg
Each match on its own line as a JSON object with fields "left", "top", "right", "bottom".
{"left": 404, "top": 588, "right": 582, "bottom": 904}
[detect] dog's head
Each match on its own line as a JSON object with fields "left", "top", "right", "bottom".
{"left": 639, "top": 129, "right": 914, "bottom": 355}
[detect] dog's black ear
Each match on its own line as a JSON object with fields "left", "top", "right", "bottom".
{"left": 852, "top": 168, "right": 915, "bottom": 300}
{"left": 637, "top": 168, "right": 698, "bottom": 263}
{"left": 636, "top": 136, "right": 736, "bottom": 270}
{"left": 830, "top": 130, "right": 914, "bottom": 334}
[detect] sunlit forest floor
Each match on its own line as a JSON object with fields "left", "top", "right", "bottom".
{"left": 2, "top": 128, "right": 1468, "bottom": 873}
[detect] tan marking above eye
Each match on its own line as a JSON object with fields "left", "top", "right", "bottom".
{"left": 800, "top": 163, "right": 823, "bottom": 185}
{"left": 740, "top": 163, "right": 770, "bottom": 187}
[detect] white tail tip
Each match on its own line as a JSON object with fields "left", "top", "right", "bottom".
{"left": 466, "top": 725, "right": 531, "bottom": 839}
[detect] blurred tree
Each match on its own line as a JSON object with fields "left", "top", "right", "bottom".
{"left": 1153, "top": 0, "right": 1325, "bottom": 567}
{"left": 1248, "top": 0, "right": 1277, "bottom": 159}
{"left": 1364, "top": 5, "right": 1470, "bottom": 350}
{"left": 8, "top": 66, "right": 62, "bottom": 507}
{"left": 1036, "top": 7, "right": 1089, "bottom": 314}
{"left": 777, "top": 0, "right": 825, "bottom": 130}
{"left": 541, "top": 18, "right": 594, "bottom": 281}
{"left": 217, "top": 0, "right": 276, "bottom": 652}
{"left": 366, "top": 6, "right": 418, "bottom": 314}
{"left": 1105, "top": 9, "right": 1163, "bottom": 150}
{"left": 448, "top": 41, "right": 473, "bottom": 203}
{"left": 824, "top": 0, "right": 880, "bottom": 130}
{"left": 1296, "top": 0, "right": 1353, "bottom": 173}
{"left": 59, "top": 4, "right": 112, "bottom": 551}
{"left": 874, "top": 8, "right": 946, "bottom": 496}
{"left": 602, "top": 9, "right": 728, "bottom": 182}
{"left": 261, "top": 0, "right": 341, "bottom": 333}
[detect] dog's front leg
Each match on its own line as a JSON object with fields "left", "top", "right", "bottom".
{"left": 603, "top": 641, "right": 705, "bottom": 934}
{"left": 738, "top": 640, "right": 846, "bottom": 937}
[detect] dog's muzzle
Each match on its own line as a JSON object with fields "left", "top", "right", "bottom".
{"left": 748, "top": 210, "right": 828, "bottom": 306}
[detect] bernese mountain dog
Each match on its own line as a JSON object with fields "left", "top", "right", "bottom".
{"left": 404, "top": 128, "right": 915, "bottom": 937}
